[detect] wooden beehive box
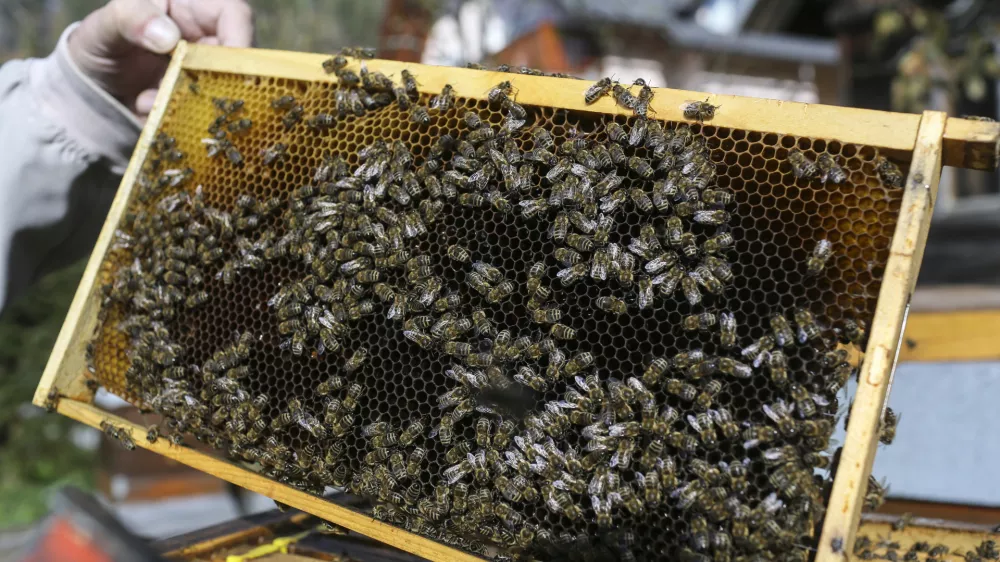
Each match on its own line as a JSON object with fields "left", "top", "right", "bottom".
{"left": 33, "top": 42, "right": 1000, "bottom": 562}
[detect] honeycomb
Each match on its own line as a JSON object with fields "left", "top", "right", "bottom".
{"left": 87, "top": 57, "right": 905, "bottom": 562}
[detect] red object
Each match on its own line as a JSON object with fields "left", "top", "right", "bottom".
{"left": 494, "top": 21, "right": 570, "bottom": 73}
{"left": 21, "top": 517, "right": 113, "bottom": 562}
{"left": 19, "top": 487, "right": 166, "bottom": 562}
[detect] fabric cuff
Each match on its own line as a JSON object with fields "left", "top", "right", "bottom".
{"left": 28, "top": 23, "right": 142, "bottom": 173}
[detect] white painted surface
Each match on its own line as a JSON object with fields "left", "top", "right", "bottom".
{"left": 832, "top": 362, "right": 1000, "bottom": 506}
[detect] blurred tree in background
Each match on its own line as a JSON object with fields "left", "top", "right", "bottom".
{"left": 0, "top": 0, "right": 385, "bottom": 527}
{"left": 0, "top": 262, "right": 94, "bottom": 527}
{"left": 866, "top": 1, "right": 1000, "bottom": 114}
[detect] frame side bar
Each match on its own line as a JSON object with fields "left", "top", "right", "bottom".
{"left": 815, "top": 110, "right": 947, "bottom": 561}
{"left": 55, "top": 400, "right": 484, "bottom": 562}
{"left": 33, "top": 41, "right": 191, "bottom": 406}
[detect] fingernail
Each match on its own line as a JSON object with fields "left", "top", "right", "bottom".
{"left": 142, "top": 16, "right": 180, "bottom": 53}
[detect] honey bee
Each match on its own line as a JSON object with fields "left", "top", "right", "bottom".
{"left": 629, "top": 117, "right": 648, "bottom": 146}
{"left": 557, "top": 263, "right": 588, "bottom": 286}
{"left": 410, "top": 105, "right": 430, "bottom": 125}
{"left": 548, "top": 490, "right": 584, "bottom": 520}
{"left": 693, "top": 209, "right": 730, "bottom": 226}
{"left": 282, "top": 105, "right": 304, "bottom": 129}
{"left": 876, "top": 156, "right": 904, "bottom": 188}
{"left": 271, "top": 94, "right": 296, "bottom": 111}
{"left": 322, "top": 54, "right": 348, "bottom": 73}
{"left": 565, "top": 233, "right": 594, "bottom": 253}
{"left": 684, "top": 312, "right": 717, "bottom": 331}
{"left": 261, "top": 142, "right": 287, "bottom": 166}
{"left": 838, "top": 317, "right": 867, "bottom": 346}
{"left": 665, "top": 378, "right": 697, "bottom": 402}
{"left": 787, "top": 148, "right": 818, "bottom": 179}
{"left": 701, "top": 188, "right": 733, "bottom": 206}
{"left": 864, "top": 475, "right": 889, "bottom": 510}
{"left": 702, "top": 233, "right": 734, "bottom": 255}
{"left": 385, "top": 449, "right": 418, "bottom": 483}
{"left": 685, "top": 414, "right": 718, "bottom": 451}
{"left": 770, "top": 314, "right": 795, "bottom": 347}
{"left": 627, "top": 156, "right": 654, "bottom": 179}
{"left": 763, "top": 401, "right": 798, "bottom": 437}
{"left": 430, "top": 84, "right": 455, "bottom": 111}
{"left": 740, "top": 335, "right": 775, "bottom": 367}
{"left": 600, "top": 188, "right": 627, "bottom": 213}
{"left": 806, "top": 238, "right": 832, "bottom": 276}
{"left": 816, "top": 153, "right": 847, "bottom": 183}
{"left": 612, "top": 84, "right": 637, "bottom": 111}
{"left": 227, "top": 118, "right": 252, "bottom": 135}
{"left": 43, "top": 388, "right": 60, "bottom": 413}
{"left": 584, "top": 77, "right": 613, "bottom": 104}
{"left": 223, "top": 143, "right": 244, "bottom": 167}
{"left": 742, "top": 424, "right": 780, "bottom": 450}
{"left": 550, "top": 323, "right": 576, "bottom": 341}
{"left": 792, "top": 307, "right": 822, "bottom": 343}
{"left": 821, "top": 348, "right": 849, "bottom": 370}
{"left": 486, "top": 280, "right": 515, "bottom": 303}
{"left": 767, "top": 349, "right": 789, "bottom": 386}
{"left": 880, "top": 407, "right": 899, "bottom": 445}
{"left": 486, "top": 80, "right": 514, "bottom": 105}
{"left": 681, "top": 98, "right": 718, "bottom": 121}
{"left": 681, "top": 275, "right": 701, "bottom": 306}
{"left": 595, "top": 295, "right": 627, "bottom": 316}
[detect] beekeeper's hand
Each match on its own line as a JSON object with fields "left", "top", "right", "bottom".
{"left": 68, "top": 0, "right": 254, "bottom": 118}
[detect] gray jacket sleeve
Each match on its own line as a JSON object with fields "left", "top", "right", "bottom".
{"left": 0, "top": 24, "right": 141, "bottom": 309}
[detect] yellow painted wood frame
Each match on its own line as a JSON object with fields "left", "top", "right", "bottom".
{"left": 33, "top": 42, "right": 999, "bottom": 561}
{"left": 816, "top": 111, "right": 947, "bottom": 560}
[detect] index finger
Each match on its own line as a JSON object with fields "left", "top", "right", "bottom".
{"left": 214, "top": 0, "right": 253, "bottom": 47}
{"left": 184, "top": 0, "right": 253, "bottom": 48}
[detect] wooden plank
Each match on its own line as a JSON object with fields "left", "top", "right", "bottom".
{"left": 32, "top": 42, "right": 191, "bottom": 407}
{"left": 816, "top": 111, "right": 947, "bottom": 561}
{"left": 943, "top": 116, "right": 1000, "bottom": 172}
{"left": 178, "top": 44, "right": 1000, "bottom": 171}
{"left": 54, "top": 399, "right": 484, "bottom": 562}
{"left": 910, "top": 286, "right": 1000, "bottom": 312}
{"left": 156, "top": 512, "right": 312, "bottom": 559}
{"left": 180, "top": 44, "right": 924, "bottom": 159}
{"left": 901, "top": 310, "right": 1000, "bottom": 362}
{"left": 877, "top": 499, "right": 1000, "bottom": 527}
{"left": 851, "top": 517, "right": 996, "bottom": 561}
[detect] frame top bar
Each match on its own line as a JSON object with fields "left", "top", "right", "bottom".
{"left": 179, "top": 43, "right": 1000, "bottom": 171}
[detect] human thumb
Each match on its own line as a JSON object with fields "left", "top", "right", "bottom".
{"left": 86, "top": 0, "right": 180, "bottom": 54}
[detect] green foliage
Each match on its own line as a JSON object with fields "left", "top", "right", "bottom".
{"left": 0, "top": 262, "right": 96, "bottom": 527}
{"left": 0, "top": 0, "right": 389, "bottom": 528}
{"left": 871, "top": 5, "right": 1000, "bottom": 113}
{"left": 1, "top": 0, "right": 386, "bottom": 62}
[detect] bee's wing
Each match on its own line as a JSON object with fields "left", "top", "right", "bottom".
{"left": 762, "top": 403, "right": 783, "bottom": 423}
{"left": 762, "top": 447, "right": 784, "bottom": 461}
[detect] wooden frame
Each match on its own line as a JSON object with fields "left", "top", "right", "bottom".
{"left": 851, "top": 514, "right": 1000, "bottom": 561}
{"left": 816, "top": 111, "right": 948, "bottom": 560}
{"left": 32, "top": 43, "right": 1000, "bottom": 562}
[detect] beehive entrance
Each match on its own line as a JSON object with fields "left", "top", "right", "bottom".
{"left": 87, "top": 61, "right": 903, "bottom": 562}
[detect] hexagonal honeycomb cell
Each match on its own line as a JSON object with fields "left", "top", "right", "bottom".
{"left": 86, "top": 60, "right": 905, "bottom": 562}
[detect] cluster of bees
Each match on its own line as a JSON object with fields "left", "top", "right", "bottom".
{"left": 853, "top": 533, "right": 999, "bottom": 562}
{"left": 85, "top": 46, "right": 910, "bottom": 562}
